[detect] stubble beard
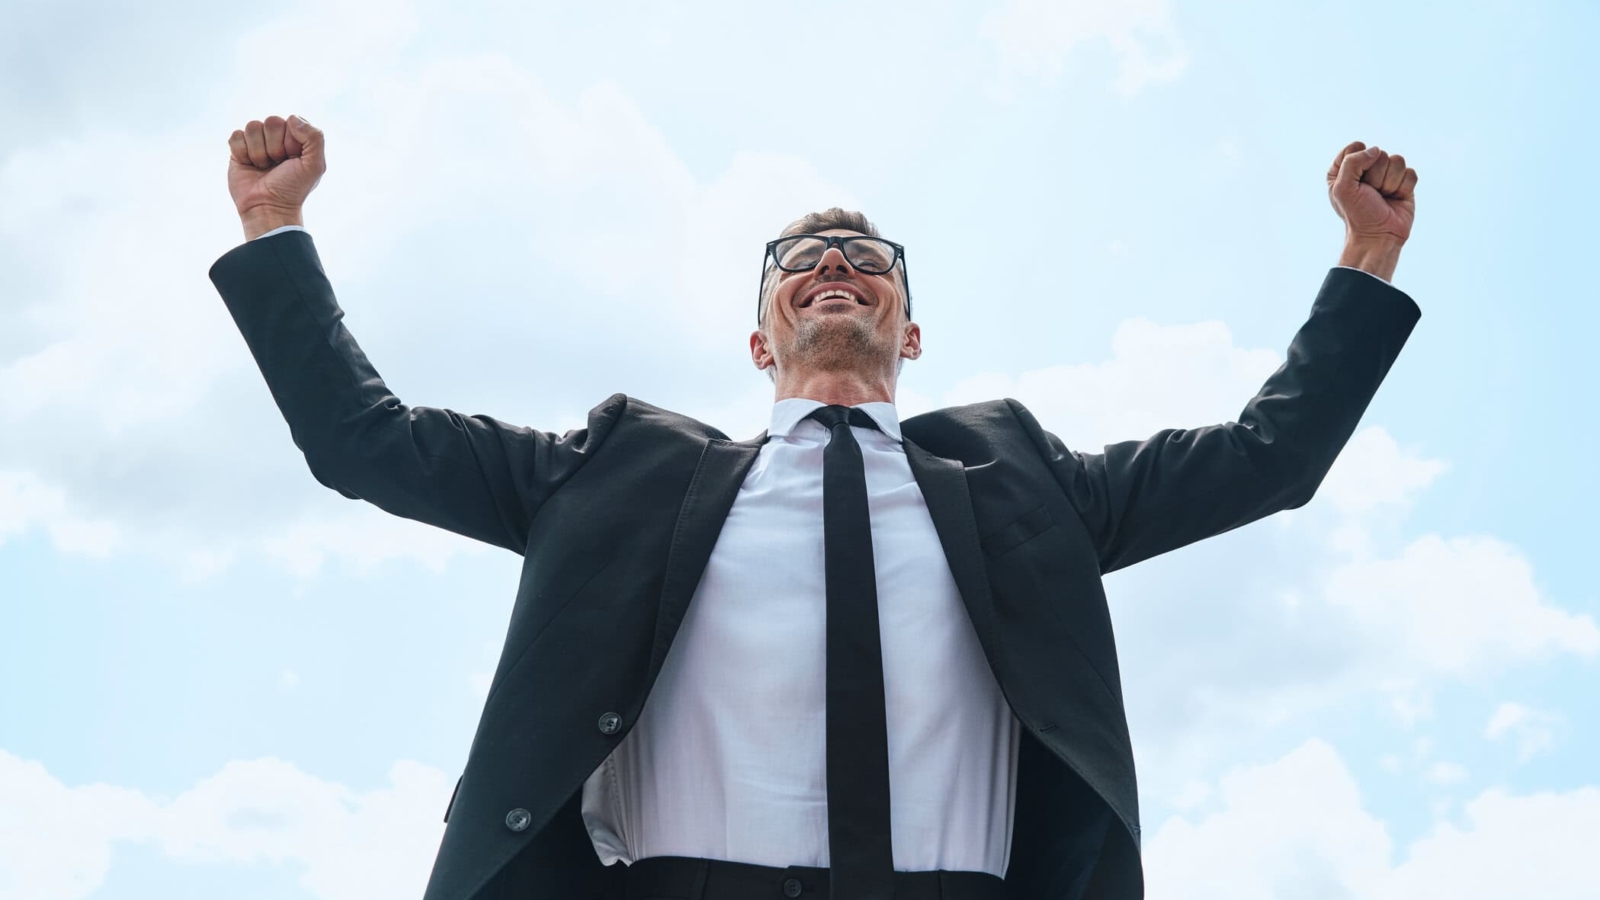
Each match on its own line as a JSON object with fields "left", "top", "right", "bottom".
{"left": 788, "top": 314, "right": 894, "bottom": 375}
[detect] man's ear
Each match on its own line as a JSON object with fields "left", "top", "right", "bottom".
{"left": 900, "top": 322, "right": 922, "bottom": 361}
{"left": 750, "top": 329, "right": 774, "bottom": 371}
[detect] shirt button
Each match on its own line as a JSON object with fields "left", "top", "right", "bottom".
{"left": 504, "top": 808, "right": 531, "bottom": 832}
{"left": 597, "top": 711, "right": 622, "bottom": 735}
{"left": 782, "top": 876, "right": 803, "bottom": 897}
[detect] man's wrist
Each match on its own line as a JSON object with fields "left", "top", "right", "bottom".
{"left": 1337, "top": 233, "right": 1405, "bottom": 283}
{"left": 240, "top": 206, "right": 305, "bottom": 241}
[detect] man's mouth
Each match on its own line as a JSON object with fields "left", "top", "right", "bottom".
{"left": 799, "top": 286, "right": 868, "bottom": 309}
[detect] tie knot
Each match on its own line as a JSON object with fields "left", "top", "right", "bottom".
{"left": 805, "top": 404, "right": 882, "bottom": 434}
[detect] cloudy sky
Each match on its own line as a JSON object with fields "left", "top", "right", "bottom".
{"left": 3, "top": 0, "right": 1596, "bottom": 897}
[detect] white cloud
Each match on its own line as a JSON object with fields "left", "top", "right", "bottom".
{"left": 1385, "top": 785, "right": 1600, "bottom": 898}
{"left": 980, "top": 0, "right": 1190, "bottom": 96}
{"left": 19, "top": 735, "right": 1593, "bottom": 900}
{"left": 0, "top": 1, "right": 443, "bottom": 580}
{"left": 896, "top": 384, "right": 939, "bottom": 421}
{"left": 0, "top": 469, "right": 121, "bottom": 557}
{"left": 667, "top": 149, "right": 863, "bottom": 344}
{"left": 1324, "top": 533, "right": 1600, "bottom": 677}
{"left": 1145, "top": 740, "right": 1394, "bottom": 899}
{"left": 942, "top": 315, "right": 1285, "bottom": 451}
{"left": 0, "top": 465, "right": 493, "bottom": 582}
{"left": 1424, "top": 761, "right": 1469, "bottom": 785}
{"left": 261, "top": 503, "right": 493, "bottom": 579}
{"left": 669, "top": 379, "right": 781, "bottom": 443}
{"left": 0, "top": 0, "right": 852, "bottom": 582}
{"left": 1317, "top": 426, "right": 1450, "bottom": 516}
{"left": 157, "top": 757, "right": 449, "bottom": 900}
{"left": 1484, "top": 702, "right": 1564, "bottom": 764}
{"left": 0, "top": 752, "right": 159, "bottom": 900}
{"left": 1146, "top": 739, "right": 1600, "bottom": 899}
{"left": 0, "top": 749, "right": 451, "bottom": 900}
{"left": 1170, "top": 779, "right": 1211, "bottom": 810}
{"left": 1381, "top": 679, "right": 1434, "bottom": 727}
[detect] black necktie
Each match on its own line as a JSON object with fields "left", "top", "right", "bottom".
{"left": 804, "top": 404, "right": 895, "bottom": 900}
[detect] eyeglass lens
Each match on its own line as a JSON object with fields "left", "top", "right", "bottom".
{"left": 772, "top": 236, "right": 896, "bottom": 274}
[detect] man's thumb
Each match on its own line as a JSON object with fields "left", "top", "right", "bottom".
{"left": 289, "top": 114, "right": 316, "bottom": 139}
{"left": 287, "top": 115, "right": 325, "bottom": 167}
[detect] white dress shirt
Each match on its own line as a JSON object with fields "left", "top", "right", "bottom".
{"left": 580, "top": 398, "right": 1022, "bottom": 876}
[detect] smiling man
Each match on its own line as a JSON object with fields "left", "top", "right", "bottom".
{"left": 211, "top": 114, "right": 1421, "bottom": 900}
{"left": 753, "top": 220, "right": 921, "bottom": 406}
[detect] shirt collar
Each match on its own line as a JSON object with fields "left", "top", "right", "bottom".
{"left": 769, "top": 397, "right": 903, "bottom": 443}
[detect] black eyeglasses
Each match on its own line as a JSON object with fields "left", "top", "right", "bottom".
{"left": 757, "top": 234, "right": 912, "bottom": 322}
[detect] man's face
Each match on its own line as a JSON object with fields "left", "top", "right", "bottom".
{"left": 750, "top": 228, "right": 920, "bottom": 380}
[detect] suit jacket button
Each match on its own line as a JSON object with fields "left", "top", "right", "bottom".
{"left": 597, "top": 711, "right": 622, "bottom": 735}
{"left": 504, "top": 808, "right": 531, "bottom": 832}
{"left": 782, "top": 876, "right": 803, "bottom": 897}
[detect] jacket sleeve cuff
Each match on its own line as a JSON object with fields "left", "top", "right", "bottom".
{"left": 1332, "top": 263, "right": 1393, "bottom": 288}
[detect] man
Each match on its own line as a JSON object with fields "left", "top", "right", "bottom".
{"left": 212, "top": 114, "right": 1420, "bottom": 900}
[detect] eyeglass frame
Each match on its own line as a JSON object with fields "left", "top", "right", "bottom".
{"left": 757, "top": 233, "right": 912, "bottom": 323}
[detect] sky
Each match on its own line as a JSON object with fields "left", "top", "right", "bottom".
{"left": 2, "top": 0, "right": 1597, "bottom": 897}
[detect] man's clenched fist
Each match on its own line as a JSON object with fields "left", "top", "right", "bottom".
{"left": 227, "top": 115, "right": 326, "bottom": 238}
{"left": 1327, "top": 141, "right": 1417, "bottom": 244}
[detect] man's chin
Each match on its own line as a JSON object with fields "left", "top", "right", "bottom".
{"left": 797, "top": 320, "right": 866, "bottom": 346}
{"left": 788, "top": 323, "right": 894, "bottom": 369}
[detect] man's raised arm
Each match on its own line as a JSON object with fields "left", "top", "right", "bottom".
{"left": 1026, "top": 141, "right": 1422, "bottom": 575}
{"left": 212, "top": 115, "right": 619, "bottom": 553}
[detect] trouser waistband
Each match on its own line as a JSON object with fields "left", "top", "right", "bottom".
{"left": 620, "top": 855, "right": 1008, "bottom": 900}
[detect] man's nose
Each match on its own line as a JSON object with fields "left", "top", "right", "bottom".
{"left": 815, "top": 244, "right": 854, "bottom": 277}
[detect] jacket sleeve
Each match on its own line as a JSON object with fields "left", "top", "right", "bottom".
{"left": 208, "top": 230, "right": 621, "bottom": 555}
{"left": 1012, "top": 266, "right": 1422, "bottom": 575}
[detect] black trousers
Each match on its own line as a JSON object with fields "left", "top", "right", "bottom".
{"left": 618, "top": 855, "right": 1008, "bottom": 900}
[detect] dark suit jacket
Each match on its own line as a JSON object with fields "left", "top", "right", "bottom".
{"left": 209, "top": 231, "right": 1420, "bottom": 900}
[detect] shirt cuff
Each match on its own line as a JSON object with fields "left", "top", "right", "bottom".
{"left": 1333, "top": 264, "right": 1393, "bottom": 287}
{"left": 251, "top": 224, "right": 308, "bottom": 241}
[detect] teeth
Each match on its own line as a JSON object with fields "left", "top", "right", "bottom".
{"left": 808, "top": 289, "right": 860, "bottom": 307}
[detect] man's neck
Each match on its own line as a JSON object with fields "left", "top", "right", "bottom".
{"left": 773, "top": 370, "right": 896, "bottom": 407}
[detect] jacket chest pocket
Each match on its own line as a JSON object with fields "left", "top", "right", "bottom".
{"left": 980, "top": 504, "right": 1056, "bottom": 556}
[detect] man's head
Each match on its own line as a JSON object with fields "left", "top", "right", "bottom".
{"left": 749, "top": 208, "right": 921, "bottom": 398}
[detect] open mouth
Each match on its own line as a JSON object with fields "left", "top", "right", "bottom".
{"left": 799, "top": 286, "right": 868, "bottom": 308}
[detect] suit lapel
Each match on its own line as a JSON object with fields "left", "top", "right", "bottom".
{"left": 650, "top": 431, "right": 768, "bottom": 678}
{"left": 648, "top": 431, "right": 999, "bottom": 686}
{"left": 901, "top": 436, "right": 1002, "bottom": 662}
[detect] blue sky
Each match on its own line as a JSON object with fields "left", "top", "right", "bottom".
{"left": 2, "top": 0, "right": 1597, "bottom": 896}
